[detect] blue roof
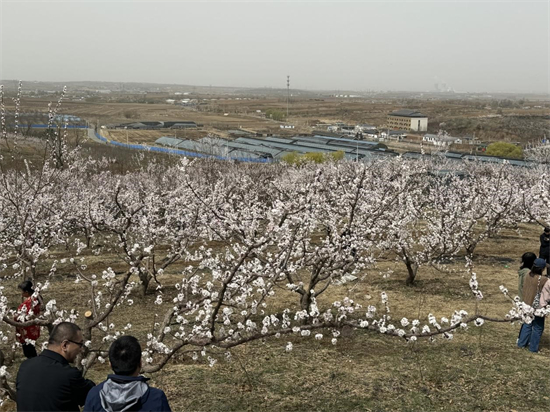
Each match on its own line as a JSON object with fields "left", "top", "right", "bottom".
{"left": 235, "top": 137, "right": 338, "bottom": 154}
{"left": 215, "top": 140, "right": 283, "bottom": 156}
{"left": 312, "top": 135, "right": 379, "bottom": 146}
{"left": 156, "top": 136, "right": 184, "bottom": 147}
{"left": 264, "top": 136, "right": 296, "bottom": 144}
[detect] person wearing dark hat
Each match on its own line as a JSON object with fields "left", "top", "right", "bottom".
{"left": 517, "top": 258, "right": 549, "bottom": 352}
{"left": 15, "top": 280, "right": 43, "bottom": 359}
{"left": 539, "top": 227, "right": 550, "bottom": 273}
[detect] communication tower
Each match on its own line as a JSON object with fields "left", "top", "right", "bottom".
{"left": 287, "top": 75, "right": 290, "bottom": 117}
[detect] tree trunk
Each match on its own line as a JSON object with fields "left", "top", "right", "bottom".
{"left": 85, "top": 227, "right": 92, "bottom": 248}
{"left": 138, "top": 273, "right": 151, "bottom": 297}
{"left": 300, "top": 292, "right": 312, "bottom": 324}
{"left": 71, "top": 311, "right": 94, "bottom": 372}
{"left": 27, "top": 261, "right": 36, "bottom": 283}
{"left": 405, "top": 261, "right": 418, "bottom": 286}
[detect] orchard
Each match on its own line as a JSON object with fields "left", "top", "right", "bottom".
{"left": 1, "top": 85, "right": 550, "bottom": 410}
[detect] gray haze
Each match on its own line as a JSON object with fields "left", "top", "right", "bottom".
{"left": 1, "top": 0, "right": 548, "bottom": 93}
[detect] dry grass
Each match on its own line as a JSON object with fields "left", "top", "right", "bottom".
{"left": 11, "top": 96, "right": 549, "bottom": 148}
{"left": 2, "top": 223, "right": 550, "bottom": 411}
{"left": 103, "top": 129, "right": 208, "bottom": 144}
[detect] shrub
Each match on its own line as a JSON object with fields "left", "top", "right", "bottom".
{"left": 281, "top": 152, "right": 300, "bottom": 164}
{"left": 486, "top": 142, "right": 523, "bottom": 159}
{"left": 265, "top": 109, "right": 286, "bottom": 121}
{"left": 302, "top": 152, "right": 325, "bottom": 163}
{"left": 329, "top": 151, "right": 345, "bottom": 161}
{"left": 281, "top": 151, "right": 344, "bottom": 165}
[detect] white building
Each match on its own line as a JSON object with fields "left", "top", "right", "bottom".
{"left": 340, "top": 126, "right": 356, "bottom": 137}
{"left": 387, "top": 109, "right": 428, "bottom": 132}
{"left": 355, "top": 124, "right": 379, "bottom": 139}
{"left": 355, "top": 124, "right": 377, "bottom": 133}
{"left": 423, "top": 134, "right": 462, "bottom": 147}
{"left": 381, "top": 130, "right": 407, "bottom": 141}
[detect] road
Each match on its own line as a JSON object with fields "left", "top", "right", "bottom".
{"left": 87, "top": 128, "right": 106, "bottom": 144}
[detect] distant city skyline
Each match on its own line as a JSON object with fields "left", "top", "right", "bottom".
{"left": 0, "top": 1, "right": 548, "bottom": 94}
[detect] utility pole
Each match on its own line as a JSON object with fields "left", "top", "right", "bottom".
{"left": 286, "top": 75, "right": 290, "bottom": 118}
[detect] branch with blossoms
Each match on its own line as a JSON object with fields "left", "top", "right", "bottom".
{"left": 70, "top": 263, "right": 136, "bottom": 372}
{"left": 498, "top": 284, "right": 550, "bottom": 325}
{"left": 0, "top": 273, "right": 66, "bottom": 337}
{"left": 130, "top": 246, "right": 518, "bottom": 375}
{"left": 138, "top": 282, "right": 522, "bottom": 375}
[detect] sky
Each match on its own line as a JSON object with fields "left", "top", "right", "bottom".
{"left": 0, "top": 0, "right": 548, "bottom": 93}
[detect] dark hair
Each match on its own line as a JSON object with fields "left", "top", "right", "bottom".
{"left": 521, "top": 252, "right": 537, "bottom": 270}
{"left": 18, "top": 280, "right": 34, "bottom": 295}
{"left": 545, "top": 227, "right": 550, "bottom": 233}
{"left": 109, "top": 336, "right": 142, "bottom": 376}
{"left": 48, "top": 322, "right": 81, "bottom": 345}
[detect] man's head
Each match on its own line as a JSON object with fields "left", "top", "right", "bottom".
{"left": 545, "top": 227, "right": 550, "bottom": 234}
{"left": 48, "top": 322, "right": 85, "bottom": 363}
{"left": 109, "top": 336, "right": 142, "bottom": 376}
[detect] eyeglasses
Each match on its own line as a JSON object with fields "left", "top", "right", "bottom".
{"left": 67, "top": 339, "right": 85, "bottom": 348}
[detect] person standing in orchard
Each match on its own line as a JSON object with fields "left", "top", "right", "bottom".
{"left": 15, "top": 280, "right": 43, "bottom": 359}
{"left": 518, "top": 252, "right": 537, "bottom": 300}
{"left": 84, "top": 336, "right": 171, "bottom": 412}
{"left": 16, "top": 322, "right": 95, "bottom": 411}
{"left": 539, "top": 227, "right": 550, "bottom": 273}
{"left": 516, "top": 252, "right": 537, "bottom": 343}
{"left": 517, "top": 258, "right": 549, "bottom": 352}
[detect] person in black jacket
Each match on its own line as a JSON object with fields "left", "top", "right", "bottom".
{"left": 540, "top": 227, "right": 550, "bottom": 274}
{"left": 84, "top": 335, "right": 171, "bottom": 412}
{"left": 16, "top": 322, "right": 95, "bottom": 412}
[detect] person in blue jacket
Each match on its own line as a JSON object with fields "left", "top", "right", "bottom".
{"left": 84, "top": 336, "right": 171, "bottom": 412}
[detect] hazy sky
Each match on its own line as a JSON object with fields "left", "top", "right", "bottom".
{"left": 0, "top": 0, "right": 548, "bottom": 93}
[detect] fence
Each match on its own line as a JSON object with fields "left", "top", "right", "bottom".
{"left": 22, "top": 124, "right": 88, "bottom": 129}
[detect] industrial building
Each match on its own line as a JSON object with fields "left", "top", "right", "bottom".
{"left": 386, "top": 109, "right": 428, "bottom": 132}
{"left": 112, "top": 121, "right": 198, "bottom": 129}
{"left": 155, "top": 134, "right": 396, "bottom": 162}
